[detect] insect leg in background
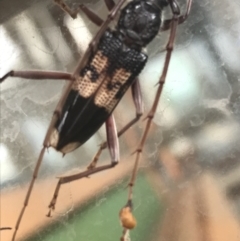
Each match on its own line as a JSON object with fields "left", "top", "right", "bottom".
{"left": 0, "top": 227, "right": 12, "bottom": 231}
{"left": 120, "top": 0, "right": 192, "bottom": 238}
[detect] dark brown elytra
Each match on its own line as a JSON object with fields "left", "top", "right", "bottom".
{"left": 0, "top": 0, "right": 192, "bottom": 240}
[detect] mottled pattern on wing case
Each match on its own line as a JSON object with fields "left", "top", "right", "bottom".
{"left": 72, "top": 30, "right": 146, "bottom": 112}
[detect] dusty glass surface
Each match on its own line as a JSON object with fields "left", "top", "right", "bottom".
{"left": 1, "top": 0, "right": 240, "bottom": 241}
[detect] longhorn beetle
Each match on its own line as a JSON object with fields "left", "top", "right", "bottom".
{"left": 0, "top": 0, "right": 192, "bottom": 240}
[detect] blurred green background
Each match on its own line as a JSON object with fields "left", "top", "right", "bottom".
{"left": 26, "top": 174, "right": 164, "bottom": 241}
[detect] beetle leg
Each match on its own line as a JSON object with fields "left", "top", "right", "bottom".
{"left": 11, "top": 147, "right": 47, "bottom": 241}
{"left": 53, "top": 0, "right": 104, "bottom": 26}
{"left": 106, "top": 114, "right": 120, "bottom": 163}
{"left": 78, "top": 4, "right": 104, "bottom": 26}
{"left": 122, "top": 78, "right": 144, "bottom": 135}
{"left": 124, "top": 0, "right": 191, "bottom": 212}
{"left": 160, "top": 0, "right": 192, "bottom": 31}
{"left": 0, "top": 227, "right": 12, "bottom": 230}
{"left": 47, "top": 161, "right": 118, "bottom": 217}
{"left": 53, "top": 0, "right": 115, "bottom": 19}
{"left": 47, "top": 114, "right": 119, "bottom": 216}
{"left": 0, "top": 70, "right": 74, "bottom": 83}
{"left": 54, "top": 0, "right": 115, "bottom": 24}
{"left": 87, "top": 78, "right": 144, "bottom": 170}
{"left": 10, "top": 82, "right": 73, "bottom": 241}
{"left": 73, "top": 0, "right": 127, "bottom": 75}
{"left": 104, "top": 0, "right": 115, "bottom": 11}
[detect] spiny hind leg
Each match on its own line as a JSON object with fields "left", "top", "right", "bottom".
{"left": 47, "top": 114, "right": 119, "bottom": 216}
{"left": 120, "top": 0, "right": 193, "bottom": 239}
{"left": 53, "top": 0, "right": 118, "bottom": 26}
